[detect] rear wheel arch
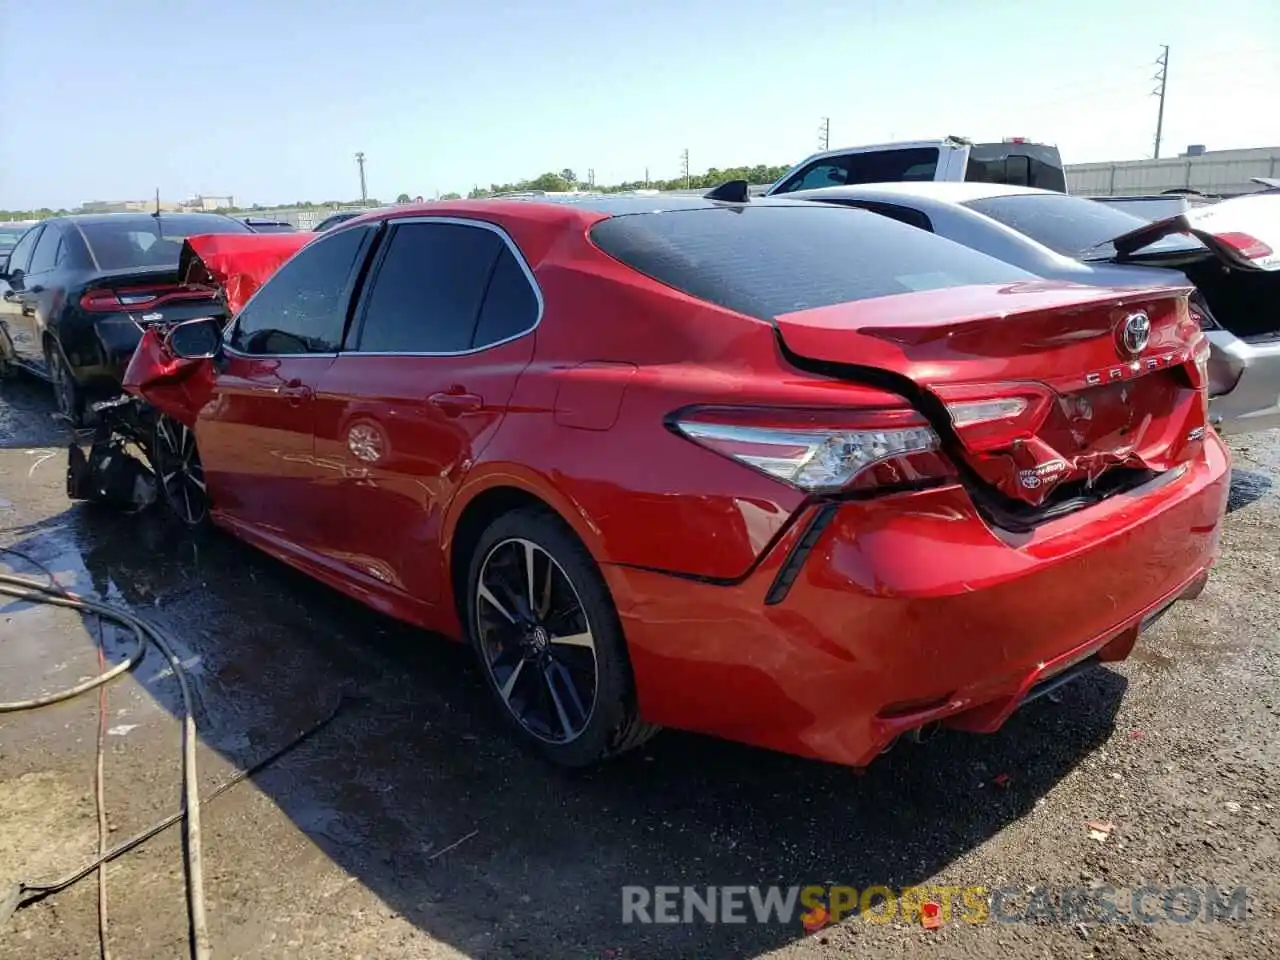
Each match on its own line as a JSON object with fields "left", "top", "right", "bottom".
{"left": 447, "top": 482, "right": 599, "bottom": 628}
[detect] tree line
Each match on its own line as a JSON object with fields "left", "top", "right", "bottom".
{"left": 0, "top": 163, "right": 793, "bottom": 221}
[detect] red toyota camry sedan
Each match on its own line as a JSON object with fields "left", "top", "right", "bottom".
{"left": 117, "top": 193, "right": 1230, "bottom": 769}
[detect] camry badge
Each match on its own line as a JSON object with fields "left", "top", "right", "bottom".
{"left": 1120, "top": 311, "right": 1151, "bottom": 356}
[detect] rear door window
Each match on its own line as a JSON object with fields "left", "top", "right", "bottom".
{"left": 590, "top": 204, "right": 1033, "bottom": 320}
{"left": 351, "top": 220, "right": 505, "bottom": 353}
{"left": 773, "top": 148, "right": 941, "bottom": 195}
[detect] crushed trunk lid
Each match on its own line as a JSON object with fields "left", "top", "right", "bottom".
{"left": 177, "top": 232, "right": 312, "bottom": 314}
{"left": 775, "top": 280, "right": 1211, "bottom": 509}
{"left": 1109, "top": 192, "right": 1280, "bottom": 272}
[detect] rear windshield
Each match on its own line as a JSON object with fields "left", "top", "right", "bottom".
{"left": 588, "top": 204, "right": 1034, "bottom": 319}
{"left": 79, "top": 215, "right": 251, "bottom": 270}
{"left": 963, "top": 193, "right": 1204, "bottom": 259}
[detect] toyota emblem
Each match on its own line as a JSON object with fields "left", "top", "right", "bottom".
{"left": 1120, "top": 311, "right": 1151, "bottom": 356}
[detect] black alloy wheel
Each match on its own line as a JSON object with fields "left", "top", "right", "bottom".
{"left": 152, "top": 415, "right": 209, "bottom": 529}
{"left": 44, "top": 340, "right": 83, "bottom": 424}
{"left": 466, "top": 509, "right": 657, "bottom": 766}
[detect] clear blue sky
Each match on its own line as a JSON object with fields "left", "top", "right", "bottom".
{"left": 1, "top": 0, "right": 1276, "bottom": 210}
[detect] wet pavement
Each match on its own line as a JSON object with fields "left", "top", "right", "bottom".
{"left": 1, "top": 372, "right": 1279, "bottom": 960}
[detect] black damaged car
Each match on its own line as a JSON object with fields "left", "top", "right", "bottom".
{"left": 0, "top": 212, "right": 251, "bottom": 423}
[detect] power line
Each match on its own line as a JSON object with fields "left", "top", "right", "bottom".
{"left": 1152, "top": 45, "right": 1169, "bottom": 159}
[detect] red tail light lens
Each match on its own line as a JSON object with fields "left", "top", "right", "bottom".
{"left": 80, "top": 285, "right": 213, "bottom": 313}
{"left": 671, "top": 406, "right": 952, "bottom": 493}
{"left": 933, "top": 384, "right": 1055, "bottom": 452}
{"left": 1215, "top": 232, "right": 1273, "bottom": 261}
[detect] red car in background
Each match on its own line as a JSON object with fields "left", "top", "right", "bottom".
{"left": 110, "top": 194, "right": 1229, "bottom": 769}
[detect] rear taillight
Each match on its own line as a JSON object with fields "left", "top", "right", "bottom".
{"left": 1215, "top": 232, "right": 1273, "bottom": 261}
{"left": 79, "top": 285, "right": 211, "bottom": 313}
{"left": 671, "top": 406, "right": 951, "bottom": 493}
{"left": 935, "top": 384, "right": 1054, "bottom": 452}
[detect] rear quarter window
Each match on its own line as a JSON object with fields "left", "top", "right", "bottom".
{"left": 588, "top": 204, "right": 1034, "bottom": 320}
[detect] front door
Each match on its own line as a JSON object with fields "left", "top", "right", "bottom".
{"left": 311, "top": 218, "right": 540, "bottom": 602}
{"left": 0, "top": 225, "right": 43, "bottom": 364}
{"left": 197, "top": 224, "right": 375, "bottom": 547}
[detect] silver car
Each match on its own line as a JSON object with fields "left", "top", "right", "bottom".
{"left": 788, "top": 181, "right": 1280, "bottom": 435}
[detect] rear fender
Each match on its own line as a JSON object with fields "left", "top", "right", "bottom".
{"left": 121, "top": 325, "right": 213, "bottom": 428}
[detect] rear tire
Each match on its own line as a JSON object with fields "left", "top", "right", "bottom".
{"left": 44, "top": 339, "right": 83, "bottom": 426}
{"left": 464, "top": 508, "right": 658, "bottom": 767}
{"left": 151, "top": 414, "right": 211, "bottom": 531}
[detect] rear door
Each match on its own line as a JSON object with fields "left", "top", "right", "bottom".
{"left": 311, "top": 217, "right": 539, "bottom": 603}
{"left": 197, "top": 223, "right": 375, "bottom": 544}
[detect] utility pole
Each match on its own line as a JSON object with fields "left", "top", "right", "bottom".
{"left": 680, "top": 148, "right": 690, "bottom": 189}
{"left": 644, "top": 166, "right": 650, "bottom": 187}
{"left": 355, "top": 152, "right": 368, "bottom": 203}
{"left": 818, "top": 117, "right": 830, "bottom": 151}
{"left": 588, "top": 168, "right": 595, "bottom": 187}
{"left": 1152, "top": 45, "right": 1169, "bottom": 159}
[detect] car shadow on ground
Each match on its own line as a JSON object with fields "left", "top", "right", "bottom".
{"left": 1, "top": 497, "right": 1130, "bottom": 959}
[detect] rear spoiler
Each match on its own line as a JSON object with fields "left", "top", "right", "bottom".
{"left": 178, "top": 233, "right": 312, "bottom": 314}
{"left": 1109, "top": 191, "right": 1280, "bottom": 272}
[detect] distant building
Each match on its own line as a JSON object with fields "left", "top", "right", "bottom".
{"left": 79, "top": 198, "right": 180, "bottom": 213}
{"left": 179, "top": 194, "right": 235, "bottom": 212}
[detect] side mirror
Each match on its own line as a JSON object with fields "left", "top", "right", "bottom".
{"left": 166, "top": 317, "right": 223, "bottom": 359}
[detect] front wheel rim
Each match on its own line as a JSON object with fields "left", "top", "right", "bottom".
{"left": 154, "top": 417, "right": 207, "bottom": 526}
{"left": 475, "top": 537, "right": 599, "bottom": 744}
{"left": 49, "top": 352, "right": 75, "bottom": 415}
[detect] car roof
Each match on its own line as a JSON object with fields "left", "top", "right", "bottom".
{"left": 47, "top": 212, "right": 243, "bottom": 227}
{"left": 787, "top": 181, "right": 1058, "bottom": 205}
{"left": 336, "top": 193, "right": 820, "bottom": 231}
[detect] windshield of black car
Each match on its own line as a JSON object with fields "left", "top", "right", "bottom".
{"left": 589, "top": 203, "right": 1036, "bottom": 320}
{"left": 963, "top": 194, "right": 1206, "bottom": 259}
{"left": 79, "top": 215, "right": 252, "bottom": 270}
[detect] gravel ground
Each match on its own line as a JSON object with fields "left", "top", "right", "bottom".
{"left": 0, "top": 373, "right": 1277, "bottom": 960}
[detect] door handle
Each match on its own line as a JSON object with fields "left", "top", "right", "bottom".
{"left": 428, "top": 390, "right": 483, "bottom": 416}
{"left": 275, "top": 379, "right": 313, "bottom": 405}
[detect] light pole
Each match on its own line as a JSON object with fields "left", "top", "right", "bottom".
{"left": 355, "top": 152, "right": 368, "bottom": 203}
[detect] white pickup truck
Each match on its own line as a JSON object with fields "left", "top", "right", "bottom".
{"left": 764, "top": 136, "right": 1067, "bottom": 197}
